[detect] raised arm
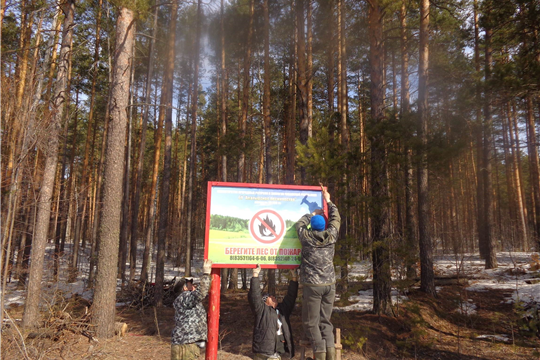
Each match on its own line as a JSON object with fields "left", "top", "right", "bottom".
{"left": 279, "top": 269, "right": 298, "bottom": 316}
{"left": 248, "top": 265, "right": 265, "bottom": 315}
{"left": 174, "top": 259, "right": 213, "bottom": 310}
{"left": 175, "top": 274, "right": 211, "bottom": 309}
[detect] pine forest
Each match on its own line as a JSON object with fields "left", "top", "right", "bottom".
{"left": 1, "top": 0, "right": 540, "bottom": 358}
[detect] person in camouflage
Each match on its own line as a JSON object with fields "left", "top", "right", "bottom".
{"left": 295, "top": 185, "right": 340, "bottom": 360}
{"left": 171, "top": 259, "right": 213, "bottom": 360}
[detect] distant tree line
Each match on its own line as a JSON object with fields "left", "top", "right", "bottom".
{"left": 210, "top": 215, "right": 249, "bottom": 232}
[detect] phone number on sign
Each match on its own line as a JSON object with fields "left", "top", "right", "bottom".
{"left": 229, "top": 255, "right": 301, "bottom": 261}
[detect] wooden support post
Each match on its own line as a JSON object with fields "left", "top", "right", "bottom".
{"left": 299, "top": 339, "right": 311, "bottom": 360}
{"left": 336, "top": 328, "right": 342, "bottom": 360}
{"left": 206, "top": 267, "right": 221, "bottom": 360}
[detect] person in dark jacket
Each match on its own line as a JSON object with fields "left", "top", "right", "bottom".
{"left": 295, "top": 184, "right": 340, "bottom": 360}
{"left": 171, "top": 259, "right": 213, "bottom": 360}
{"left": 249, "top": 264, "right": 299, "bottom": 360}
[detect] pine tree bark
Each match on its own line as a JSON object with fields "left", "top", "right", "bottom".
{"left": 155, "top": 0, "right": 178, "bottom": 306}
{"left": 339, "top": 0, "right": 347, "bottom": 147}
{"left": 73, "top": 0, "right": 103, "bottom": 281}
{"left": 22, "top": 0, "right": 75, "bottom": 329}
{"left": 185, "top": 0, "right": 203, "bottom": 277}
{"left": 297, "top": 0, "right": 308, "bottom": 150}
{"left": 263, "top": 0, "right": 271, "bottom": 185}
{"left": 230, "top": 0, "right": 254, "bottom": 291}
{"left": 221, "top": 0, "right": 228, "bottom": 182}
{"left": 141, "top": 28, "right": 168, "bottom": 283}
{"left": 307, "top": 0, "right": 313, "bottom": 138}
{"left": 526, "top": 95, "right": 540, "bottom": 247}
{"left": 285, "top": 7, "right": 296, "bottom": 186}
{"left": 130, "top": 2, "right": 158, "bottom": 282}
{"left": 368, "top": 0, "right": 392, "bottom": 315}
{"left": 417, "top": 0, "right": 436, "bottom": 294}
{"left": 326, "top": 0, "right": 335, "bottom": 117}
{"left": 118, "top": 48, "right": 135, "bottom": 282}
{"left": 92, "top": 7, "right": 134, "bottom": 338}
{"left": 473, "top": 0, "right": 486, "bottom": 259}
{"left": 400, "top": 0, "right": 416, "bottom": 279}
{"left": 220, "top": 0, "right": 229, "bottom": 289}
{"left": 482, "top": 19, "right": 497, "bottom": 269}
{"left": 507, "top": 102, "right": 528, "bottom": 248}
{"left": 238, "top": 0, "right": 254, "bottom": 183}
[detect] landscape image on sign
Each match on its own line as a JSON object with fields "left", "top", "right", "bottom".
{"left": 208, "top": 186, "right": 322, "bottom": 265}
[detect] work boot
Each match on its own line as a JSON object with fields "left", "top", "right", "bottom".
{"left": 314, "top": 352, "right": 326, "bottom": 360}
{"left": 326, "top": 347, "right": 336, "bottom": 360}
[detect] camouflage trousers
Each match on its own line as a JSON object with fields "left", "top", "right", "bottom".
{"left": 253, "top": 353, "right": 281, "bottom": 360}
{"left": 171, "top": 343, "right": 200, "bottom": 360}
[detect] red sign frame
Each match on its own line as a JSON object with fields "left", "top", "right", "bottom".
{"left": 204, "top": 182, "right": 328, "bottom": 360}
{"left": 204, "top": 181, "right": 327, "bottom": 269}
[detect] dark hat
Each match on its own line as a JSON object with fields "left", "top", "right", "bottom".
{"left": 184, "top": 277, "right": 194, "bottom": 283}
{"left": 311, "top": 215, "right": 325, "bottom": 231}
{"left": 262, "top": 293, "right": 270, "bottom": 302}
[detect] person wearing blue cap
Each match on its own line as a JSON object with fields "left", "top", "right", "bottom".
{"left": 295, "top": 184, "right": 341, "bottom": 360}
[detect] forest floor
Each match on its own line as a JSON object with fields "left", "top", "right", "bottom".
{"left": 2, "top": 251, "right": 540, "bottom": 359}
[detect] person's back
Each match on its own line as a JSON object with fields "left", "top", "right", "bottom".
{"left": 295, "top": 185, "right": 340, "bottom": 360}
{"left": 296, "top": 202, "right": 340, "bottom": 286}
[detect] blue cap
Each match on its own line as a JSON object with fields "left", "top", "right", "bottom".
{"left": 311, "top": 215, "right": 325, "bottom": 231}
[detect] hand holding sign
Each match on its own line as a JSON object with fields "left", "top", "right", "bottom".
{"left": 311, "top": 208, "right": 324, "bottom": 216}
{"left": 289, "top": 268, "right": 298, "bottom": 281}
{"left": 320, "top": 183, "right": 331, "bottom": 203}
{"left": 253, "top": 264, "right": 261, "bottom": 277}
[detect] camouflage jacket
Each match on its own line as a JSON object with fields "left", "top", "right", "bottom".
{"left": 295, "top": 201, "right": 341, "bottom": 286}
{"left": 171, "top": 274, "right": 211, "bottom": 345}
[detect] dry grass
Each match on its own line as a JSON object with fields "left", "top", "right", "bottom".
{"left": 2, "top": 282, "right": 540, "bottom": 359}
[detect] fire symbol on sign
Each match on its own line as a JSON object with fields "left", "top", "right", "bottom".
{"left": 249, "top": 209, "right": 285, "bottom": 244}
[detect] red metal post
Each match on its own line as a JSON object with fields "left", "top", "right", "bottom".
{"left": 206, "top": 267, "right": 221, "bottom": 360}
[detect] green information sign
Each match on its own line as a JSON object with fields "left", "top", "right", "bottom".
{"left": 204, "top": 182, "right": 325, "bottom": 268}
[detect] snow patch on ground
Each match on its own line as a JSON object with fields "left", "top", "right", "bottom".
{"left": 3, "top": 247, "right": 539, "bottom": 315}
{"left": 475, "top": 334, "right": 511, "bottom": 343}
{"left": 334, "top": 289, "right": 407, "bottom": 312}
{"left": 456, "top": 299, "right": 477, "bottom": 315}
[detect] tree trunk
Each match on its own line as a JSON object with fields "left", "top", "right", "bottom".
{"left": 473, "top": 0, "right": 487, "bottom": 259}
{"left": 221, "top": 0, "right": 228, "bottom": 182}
{"left": 185, "top": 0, "right": 203, "bottom": 277}
{"left": 368, "top": 0, "right": 392, "bottom": 315}
{"left": 507, "top": 102, "right": 528, "bottom": 248}
{"left": 263, "top": 0, "right": 271, "bottom": 185}
{"left": 73, "top": 0, "right": 103, "bottom": 283}
{"left": 417, "top": 0, "right": 436, "bottom": 294}
{"left": 285, "top": 10, "right": 296, "bottom": 186}
{"left": 155, "top": 0, "right": 178, "bottom": 306}
{"left": 339, "top": 0, "right": 347, "bottom": 147}
{"left": 220, "top": 0, "right": 229, "bottom": 290}
{"left": 482, "top": 21, "right": 497, "bottom": 269}
{"left": 526, "top": 95, "right": 540, "bottom": 247}
{"left": 238, "top": 0, "right": 254, "bottom": 183}
{"left": 307, "top": 0, "right": 313, "bottom": 138}
{"left": 22, "top": 0, "right": 75, "bottom": 329}
{"left": 400, "top": 0, "right": 416, "bottom": 279}
{"left": 92, "top": 7, "right": 134, "bottom": 338}
{"left": 141, "top": 29, "right": 168, "bottom": 283}
{"left": 501, "top": 106, "right": 518, "bottom": 245}
{"left": 130, "top": 2, "right": 158, "bottom": 282}
{"left": 118, "top": 45, "right": 135, "bottom": 283}
{"left": 297, "top": 0, "right": 308, "bottom": 154}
